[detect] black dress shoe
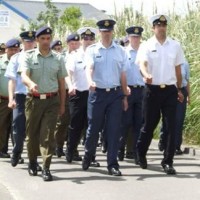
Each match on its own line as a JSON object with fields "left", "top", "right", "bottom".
{"left": 101, "top": 142, "right": 107, "bottom": 153}
{"left": 162, "top": 164, "right": 176, "bottom": 175}
{"left": 108, "top": 168, "right": 122, "bottom": 176}
{"left": 66, "top": 150, "right": 73, "bottom": 163}
{"left": 42, "top": 169, "right": 53, "bottom": 181}
{"left": 175, "top": 149, "right": 183, "bottom": 155}
{"left": 11, "top": 154, "right": 20, "bottom": 167}
{"left": 73, "top": 155, "right": 82, "bottom": 161}
{"left": 18, "top": 156, "right": 24, "bottom": 164}
{"left": 125, "top": 152, "right": 134, "bottom": 159}
{"left": 118, "top": 150, "right": 124, "bottom": 161}
{"left": 55, "top": 147, "right": 65, "bottom": 158}
{"left": 28, "top": 162, "right": 38, "bottom": 176}
{"left": 36, "top": 163, "right": 42, "bottom": 171}
{"left": 0, "top": 152, "right": 10, "bottom": 158}
{"left": 90, "top": 160, "right": 100, "bottom": 167}
{"left": 82, "top": 156, "right": 91, "bottom": 170}
{"left": 138, "top": 155, "right": 147, "bottom": 169}
{"left": 158, "top": 140, "right": 164, "bottom": 152}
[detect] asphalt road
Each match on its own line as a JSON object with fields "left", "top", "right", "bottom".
{"left": 0, "top": 141, "right": 200, "bottom": 200}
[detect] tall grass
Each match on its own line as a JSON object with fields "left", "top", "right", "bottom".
{"left": 112, "top": 1, "right": 200, "bottom": 145}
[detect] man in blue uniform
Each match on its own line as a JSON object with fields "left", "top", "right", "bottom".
{"left": 82, "top": 19, "right": 129, "bottom": 176}
{"left": 118, "top": 26, "right": 145, "bottom": 164}
{"left": 5, "top": 31, "right": 39, "bottom": 167}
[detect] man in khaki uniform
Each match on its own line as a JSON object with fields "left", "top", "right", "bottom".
{"left": 51, "top": 40, "right": 69, "bottom": 158}
{"left": 20, "top": 26, "right": 67, "bottom": 181}
{"left": 0, "top": 39, "right": 20, "bottom": 158}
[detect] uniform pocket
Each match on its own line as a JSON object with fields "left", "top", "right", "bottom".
{"left": 168, "top": 54, "right": 176, "bottom": 66}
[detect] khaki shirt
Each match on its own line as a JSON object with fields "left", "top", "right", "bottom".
{"left": 20, "top": 48, "right": 67, "bottom": 93}
{"left": 0, "top": 54, "right": 9, "bottom": 96}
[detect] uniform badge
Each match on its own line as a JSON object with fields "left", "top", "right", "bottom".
{"left": 0, "top": 44, "right": 5, "bottom": 49}
{"left": 75, "top": 36, "right": 78, "bottom": 40}
{"left": 85, "top": 29, "right": 92, "bottom": 35}
{"left": 46, "top": 29, "right": 50, "bottom": 33}
{"left": 134, "top": 28, "right": 139, "bottom": 33}
{"left": 28, "top": 31, "right": 33, "bottom": 37}
{"left": 104, "top": 21, "right": 110, "bottom": 27}
{"left": 58, "top": 41, "right": 61, "bottom": 45}
{"left": 159, "top": 15, "right": 166, "bottom": 22}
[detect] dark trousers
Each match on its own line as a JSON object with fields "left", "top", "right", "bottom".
{"left": 120, "top": 87, "right": 143, "bottom": 155}
{"left": 12, "top": 94, "right": 26, "bottom": 155}
{"left": 55, "top": 92, "right": 69, "bottom": 149}
{"left": 67, "top": 90, "right": 88, "bottom": 153}
{"left": 85, "top": 88, "right": 123, "bottom": 169}
{"left": 160, "top": 87, "right": 188, "bottom": 149}
{"left": 0, "top": 99, "right": 12, "bottom": 152}
{"left": 137, "top": 84, "right": 177, "bottom": 165}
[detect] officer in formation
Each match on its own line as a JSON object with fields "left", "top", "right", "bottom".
{"left": 136, "top": 14, "right": 184, "bottom": 175}
{"left": 118, "top": 26, "right": 145, "bottom": 164}
{"left": 82, "top": 19, "right": 129, "bottom": 176}
{"left": 53, "top": 34, "right": 80, "bottom": 159}
{"left": 0, "top": 39, "right": 20, "bottom": 158}
{"left": 0, "top": 43, "right": 6, "bottom": 55}
{"left": 51, "top": 39, "right": 68, "bottom": 158}
{"left": 64, "top": 33, "right": 80, "bottom": 58}
{"left": 50, "top": 40, "right": 63, "bottom": 53}
{"left": 66, "top": 27, "right": 100, "bottom": 167}
{"left": 5, "top": 31, "right": 41, "bottom": 170}
{"left": 20, "top": 26, "right": 67, "bottom": 181}
{"left": 159, "top": 60, "right": 190, "bottom": 155}
{"left": 0, "top": 14, "right": 188, "bottom": 179}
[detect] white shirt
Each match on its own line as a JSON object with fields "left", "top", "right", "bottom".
{"left": 66, "top": 47, "right": 89, "bottom": 91}
{"left": 136, "top": 36, "right": 184, "bottom": 85}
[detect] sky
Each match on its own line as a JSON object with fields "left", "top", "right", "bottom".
{"left": 46, "top": 0, "right": 198, "bottom": 16}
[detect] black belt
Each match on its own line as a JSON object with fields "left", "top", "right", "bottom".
{"left": 146, "top": 84, "right": 175, "bottom": 89}
{"left": 128, "top": 85, "right": 144, "bottom": 89}
{"left": 96, "top": 86, "right": 121, "bottom": 92}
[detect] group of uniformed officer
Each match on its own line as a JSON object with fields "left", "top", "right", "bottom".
{"left": 0, "top": 13, "right": 190, "bottom": 181}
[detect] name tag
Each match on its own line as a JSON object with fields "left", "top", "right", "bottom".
{"left": 152, "top": 50, "right": 157, "bottom": 52}
{"left": 77, "top": 61, "right": 83, "bottom": 64}
{"left": 34, "top": 63, "right": 39, "bottom": 65}
{"left": 96, "top": 56, "right": 102, "bottom": 58}
{"left": 40, "top": 94, "right": 46, "bottom": 99}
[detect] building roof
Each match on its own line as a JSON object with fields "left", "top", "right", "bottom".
{"left": 0, "top": 0, "right": 108, "bottom": 21}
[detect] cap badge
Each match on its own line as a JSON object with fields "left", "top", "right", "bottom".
{"left": 28, "top": 31, "right": 33, "bottom": 37}
{"left": 159, "top": 15, "right": 166, "bottom": 22}
{"left": 0, "top": 44, "right": 6, "bottom": 48}
{"left": 47, "top": 29, "right": 50, "bottom": 33}
{"left": 134, "top": 28, "right": 139, "bottom": 33}
{"left": 85, "top": 29, "right": 92, "bottom": 35}
{"left": 104, "top": 21, "right": 110, "bottom": 27}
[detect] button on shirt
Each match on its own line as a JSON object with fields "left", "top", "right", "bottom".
{"left": 5, "top": 51, "right": 27, "bottom": 95}
{"left": 0, "top": 54, "right": 9, "bottom": 96}
{"left": 136, "top": 36, "right": 184, "bottom": 85}
{"left": 19, "top": 49, "right": 67, "bottom": 93}
{"left": 125, "top": 45, "right": 144, "bottom": 86}
{"left": 85, "top": 41, "right": 129, "bottom": 88}
{"left": 66, "top": 47, "right": 89, "bottom": 91}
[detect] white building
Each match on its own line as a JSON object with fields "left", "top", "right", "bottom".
{"left": 0, "top": 0, "right": 108, "bottom": 42}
